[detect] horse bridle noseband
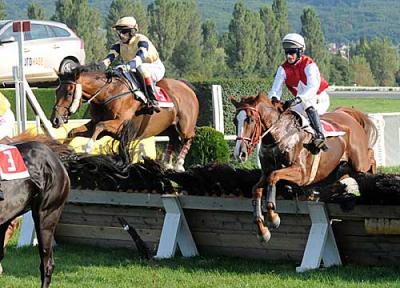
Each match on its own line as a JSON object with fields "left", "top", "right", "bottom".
{"left": 236, "top": 105, "right": 263, "bottom": 155}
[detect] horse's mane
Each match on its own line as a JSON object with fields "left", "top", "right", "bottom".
{"left": 6, "top": 133, "right": 73, "bottom": 157}
{"left": 272, "top": 112, "right": 306, "bottom": 153}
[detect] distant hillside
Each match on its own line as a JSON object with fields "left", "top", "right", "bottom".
{"left": 3, "top": 0, "right": 400, "bottom": 43}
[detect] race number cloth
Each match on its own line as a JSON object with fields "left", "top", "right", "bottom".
{"left": 321, "top": 120, "right": 346, "bottom": 137}
{"left": 155, "top": 87, "right": 174, "bottom": 108}
{"left": 0, "top": 144, "right": 30, "bottom": 180}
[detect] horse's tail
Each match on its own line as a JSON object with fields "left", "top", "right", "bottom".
{"left": 178, "top": 79, "right": 197, "bottom": 93}
{"left": 7, "top": 132, "right": 73, "bottom": 157}
{"left": 334, "top": 106, "right": 378, "bottom": 147}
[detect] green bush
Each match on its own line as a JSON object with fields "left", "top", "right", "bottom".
{"left": 185, "top": 126, "right": 230, "bottom": 167}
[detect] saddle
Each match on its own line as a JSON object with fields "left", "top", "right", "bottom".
{"left": 110, "top": 69, "right": 174, "bottom": 114}
{"left": 291, "top": 110, "right": 345, "bottom": 138}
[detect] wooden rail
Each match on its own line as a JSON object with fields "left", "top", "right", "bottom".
{"left": 55, "top": 190, "right": 400, "bottom": 266}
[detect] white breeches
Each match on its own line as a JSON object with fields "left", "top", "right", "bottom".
{"left": 292, "top": 90, "right": 330, "bottom": 116}
{"left": 140, "top": 59, "right": 165, "bottom": 82}
{"left": 0, "top": 109, "right": 15, "bottom": 139}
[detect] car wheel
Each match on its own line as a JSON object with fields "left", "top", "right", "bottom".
{"left": 60, "top": 59, "right": 78, "bottom": 73}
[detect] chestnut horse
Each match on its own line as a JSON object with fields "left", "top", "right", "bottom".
{"left": 50, "top": 66, "right": 199, "bottom": 171}
{"left": 231, "top": 91, "right": 377, "bottom": 242}
{"left": 0, "top": 134, "right": 70, "bottom": 288}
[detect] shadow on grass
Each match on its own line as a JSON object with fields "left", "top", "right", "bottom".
{"left": 1, "top": 242, "right": 400, "bottom": 285}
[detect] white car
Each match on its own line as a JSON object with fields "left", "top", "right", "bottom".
{"left": 0, "top": 20, "right": 85, "bottom": 84}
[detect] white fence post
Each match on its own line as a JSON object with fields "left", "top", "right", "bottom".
{"left": 154, "top": 194, "right": 198, "bottom": 259}
{"left": 17, "top": 211, "right": 37, "bottom": 247}
{"left": 296, "top": 202, "right": 342, "bottom": 272}
{"left": 212, "top": 85, "right": 224, "bottom": 134}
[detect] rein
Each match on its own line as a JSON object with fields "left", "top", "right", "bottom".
{"left": 60, "top": 78, "right": 132, "bottom": 108}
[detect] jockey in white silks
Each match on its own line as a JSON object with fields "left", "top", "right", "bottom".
{"left": 269, "top": 33, "right": 330, "bottom": 150}
{"left": 0, "top": 92, "right": 15, "bottom": 140}
{"left": 0, "top": 91, "right": 15, "bottom": 200}
{"left": 100, "top": 16, "right": 165, "bottom": 114}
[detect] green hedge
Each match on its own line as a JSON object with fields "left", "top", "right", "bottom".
{"left": 190, "top": 77, "right": 289, "bottom": 135}
{"left": 1, "top": 78, "right": 284, "bottom": 132}
{"left": 0, "top": 88, "right": 89, "bottom": 120}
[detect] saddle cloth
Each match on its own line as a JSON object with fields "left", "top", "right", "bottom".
{"left": 155, "top": 86, "right": 174, "bottom": 108}
{"left": 0, "top": 144, "right": 30, "bottom": 180}
{"left": 293, "top": 111, "right": 346, "bottom": 137}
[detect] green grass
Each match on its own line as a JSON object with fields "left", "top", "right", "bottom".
{"left": 330, "top": 98, "right": 400, "bottom": 113}
{"left": 0, "top": 243, "right": 399, "bottom": 288}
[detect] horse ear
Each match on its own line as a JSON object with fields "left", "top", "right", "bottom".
{"left": 229, "top": 96, "right": 240, "bottom": 108}
{"left": 54, "top": 68, "right": 60, "bottom": 77}
{"left": 257, "top": 91, "right": 268, "bottom": 100}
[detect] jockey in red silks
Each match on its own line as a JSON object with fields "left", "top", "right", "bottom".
{"left": 0, "top": 92, "right": 15, "bottom": 200}
{"left": 269, "top": 33, "right": 330, "bottom": 151}
{"left": 100, "top": 16, "right": 165, "bottom": 114}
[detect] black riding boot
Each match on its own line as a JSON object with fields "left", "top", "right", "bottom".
{"left": 146, "top": 81, "right": 160, "bottom": 113}
{"left": 306, "top": 106, "right": 328, "bottom": 151}
{"left": 0, "top": 183, "right": 4, "bottom": 201}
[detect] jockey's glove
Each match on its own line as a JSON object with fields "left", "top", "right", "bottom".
{"left": 114, "top": 64, "right": 130, "bottom": 72}
{"left": 283, "top": 97, "right": 302, "bottom": 110}
{"left": 98, "top": 61, "right": 108, "bottom": 71}
{"left": 271, "top": 97, "right": 279, "bottom": 104}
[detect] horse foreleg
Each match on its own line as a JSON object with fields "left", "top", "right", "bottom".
{"left": 266, "top": 166, "right": 306, "bottom": 229}
{"left": 86, "top": 119, "right": 124, "bottom": 153}
{"left": 64, "top": 121, "right": 95, "bottom": 145}
{"left": 175, "top": 138, "right": 193, "bottom": 172}
{"left": 252, "top": 177, "right": 271, "bottom": 242}
{"left": 368, "top": 148, "right": 377, "bottom": 174}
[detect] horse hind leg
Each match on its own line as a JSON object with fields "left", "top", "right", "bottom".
{"left": 0, "top": 220, "right": 12, "bottom": 275}
{"left": 32, "top": 197, "right": 66, "bottom": 288}
{"left": 175, "top": 138, "right": 193, "bottom": 172}
{"left": 162, "top": 143, "right": 175, "bottom": 170}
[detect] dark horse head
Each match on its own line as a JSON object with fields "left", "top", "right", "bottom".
{"left": 231, "top": 91, "right": 377, "bottom": 242}
{"left": 50, "top": 65, "right": 199, "bottom": 171}
{"left": 0, "top": 134, "right": 71, "bottom": 287}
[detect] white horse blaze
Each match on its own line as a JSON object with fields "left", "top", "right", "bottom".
{"left": 234, "top": 110, "right": 247, "bottom": 158}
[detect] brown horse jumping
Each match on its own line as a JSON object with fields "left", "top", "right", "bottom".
{"left": 50, "top": 67, "right": 199, "bottom": 171}
{"left": 231, "top": 91, "right": 377, "bottom": 242}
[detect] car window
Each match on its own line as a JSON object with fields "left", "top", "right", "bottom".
{"left": 51, "top": 26, "right": 71, "bottom": 38}
{"left": 1, "top": 26, "right": 30, "bottom": 41}
{"left": 30, "top": 24, "right": 50, "bottom": 40}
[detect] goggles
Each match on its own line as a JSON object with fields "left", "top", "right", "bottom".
{"left": 117, "top": 29, "right": 131, "bottom": 35}
{"left": 284, "top": 48, "right": 300, "bottom": 55}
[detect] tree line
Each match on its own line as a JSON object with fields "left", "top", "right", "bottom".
{"left": 1, "top": 0, "right": 399, "bottom": 86}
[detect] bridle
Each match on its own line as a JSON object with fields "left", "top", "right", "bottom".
{"left": 53, "top": 77, "right": 124, "bottom": 119}
{"left": 235, "top": 105, "right": 263, "bottom": 155}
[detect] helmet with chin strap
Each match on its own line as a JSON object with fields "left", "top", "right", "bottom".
{"left": 113, "top": 16, "right": 138, "bottom": 36}
{"left": 282, "top": 33, "right": 305, "bottom": 61}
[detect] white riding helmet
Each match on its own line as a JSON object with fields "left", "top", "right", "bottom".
{"left": 282, "top": 33, "right": 306, "bottom": 51}
{"left": 113, "top": 16, "right": 138, "bottom": 30}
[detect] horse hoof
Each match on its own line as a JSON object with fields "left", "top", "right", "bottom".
{"left": 163, "top": 163, "right": 174, "bottom": 170}
{"left": 268, "top": 214, "right": 281, "bottom": 229}
{"left": 257, "top": 230, "right": 271, "bottom": 242}
{"left": 175, "top": 165, "right": 185, "bottom": 172}
{"left": 0, "top": 263, "right": 3, "bottom": 275}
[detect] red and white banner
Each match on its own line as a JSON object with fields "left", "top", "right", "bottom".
{"left": 0, "top": 145, "right": 30, "bottom": 180}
